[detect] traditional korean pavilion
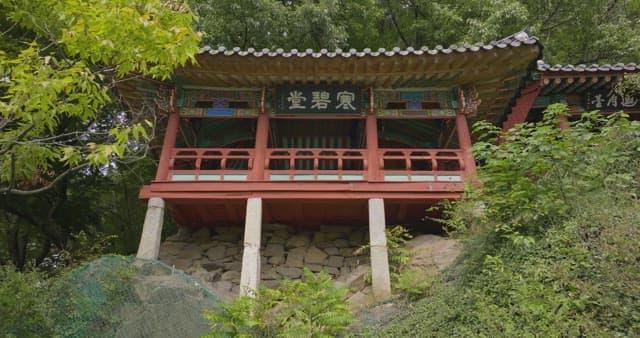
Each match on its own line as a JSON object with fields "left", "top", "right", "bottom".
{"left": 120, "top": 31, "right": 638, "bottom": 298}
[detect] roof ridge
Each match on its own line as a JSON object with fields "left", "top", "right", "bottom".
{"left": 198, "top": 31, "right": 539, "bottom": 58}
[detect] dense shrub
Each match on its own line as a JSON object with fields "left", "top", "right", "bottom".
{"left": 204, "top": 269, "right": 353, "bottom": 337}
{"left": 377, "top": 105, "right": 640, "bottom": 337}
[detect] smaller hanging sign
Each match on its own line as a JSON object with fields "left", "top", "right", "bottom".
{"left": 275, "top": 85, "right": 362, "bottom": 114}
{"left": 586, "top": 87, "right": 640, "bottom": 111}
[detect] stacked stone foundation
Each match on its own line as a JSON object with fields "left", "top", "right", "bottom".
{"left": 158, "top": 224, "right": 370, "bottom": 300}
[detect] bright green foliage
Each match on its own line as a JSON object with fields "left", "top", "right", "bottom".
{"left": 0, "top": 0, "right": 200, "bottom": 195}
{"left": 0, "top": 267, "right": 54, "bottom": 337}
{"left": 203, "top": 269, "right": 353, "bottom": 337}
{"left": 377, "top": 106, "right": 640, "bottom": 336}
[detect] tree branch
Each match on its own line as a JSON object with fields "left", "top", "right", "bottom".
{"left": 1, "top": 163, "right": 89, "bottom": 195}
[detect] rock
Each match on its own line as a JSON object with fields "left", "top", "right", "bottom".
{"left": 340, "top": 247, "right": 356, "bottom": 257}
{"left": 212, "top": 233, "right": 239, "bottom": 242}
{"left": 220, "top": 270, "right": 241, "bottom": 281}
{"left": 191, "top": 228, "right": 211, "bottom": 240}
{"left": 264, "top": 244, "right": 285, "bottom": 257}
{"left": 206, "top": 246, "right": 227, "bottom": 261}
{"left": 285, "top": 247, "right": 306, "bottom": 268}
{"left": 334, "top": 239, "right": 349, "bottom": 248}
{"left": 326, "top": 255, "right": 344, "bottom": 268}
{"left": 166, "top": 227, "right": 191, "bottom": 242}
{"left": 307, "top": 264, "right": 323, "bottom": 272}
{"left": 344, "top": 256, "right": 365, "bottom": 268}
{"left": 324, "top": 247, "right": 339, "bottom": 255}
{"left": 261, "top": 268, "right": 281, "bottom": 280}
{"left": 225, "top": 246, "right": 240, "bottom": 256}
{"left": 272, "top": 230, "right": 290, "bottom": 240}
{"left": 322, "top": 266, "right": 340, "bottom": 276}
{"left": 269, "top": 236, "right": 286, "bottom": 244}
{"left": 201, "top": 262, "right": 225, "bottom": 271}
{"left": 179, "top": 246, "right": 203, "bottom": 260}
{"left": 223, "top": 261, "right": 242, "bottom": 272}
{"left": 286, "top": 234, "right": 310, "bottom": 248}
{"left": 347, "top": 291, "right": 373, "bottom": 311}
{"left": 162, "top": 242, "right": 186, "bottom": 255}
{"left": 340, "top": 266, "right": 352, "bottom": 276}
{"left": 335, "top": 265, "right": 370, "bottom": 291}
{"left": 172, "top": 259, "right": 192, "bottom": 271}
{"left": 322, "top": 232, "right": 344, "bottom": 241}
{"left": 316, "top": 241, "right": 335, "bottom": 249}
{"left": 268, "top": 255, "right": 285, "bottom": 265}
{"left": 305, "top": 246, "right": 328, "bottom": 264}
{"left": 406, "top": 235, "right": 461, "bottom": 272}
{"left": 212, "top": 280, "right": 232, "bottom": 291}
{"left": 262, "top": 280, "right": 281, "bottom": 288}
{"left": 276, "top": 266, "right": 303, "bottom": 279}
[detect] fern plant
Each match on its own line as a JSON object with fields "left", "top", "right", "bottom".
{"left": 203, "top": 269, "right": 353, "bottom": 337}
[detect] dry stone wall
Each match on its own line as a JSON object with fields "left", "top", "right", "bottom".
{"left": 158, "top": 224, "right": 370, "bottom": 300}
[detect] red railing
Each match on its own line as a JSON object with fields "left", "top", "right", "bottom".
{"left": 166, "top": 147, "right": 465, "bottom": 182}
{"left": 378, "top": 149, "right": 464, "bottom": 181}
{"left": 169, "top": 148, "right": 254, "bottom": 180}
{"left": 267, "top": 148, "right": 367, "bottom": 181}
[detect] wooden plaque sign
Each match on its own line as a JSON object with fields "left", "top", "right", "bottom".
{"left": 275, "top": 85, "right": 362, "bottom": 114}
{"left": 586, "top": 87, "right": 640, "bottom": 111}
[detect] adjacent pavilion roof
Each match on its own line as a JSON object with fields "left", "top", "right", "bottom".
{"left": 536, "top": 60, "right": 640, "bottom": 95}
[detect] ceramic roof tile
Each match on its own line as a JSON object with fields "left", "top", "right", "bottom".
{"left": 200, "top": 31, "right": 539, "bottom": 58}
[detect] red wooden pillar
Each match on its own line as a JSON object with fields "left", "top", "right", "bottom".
{"left": 155, "top": 90, "right": 180, "bottom": 181}
{"left": 455, "top": 112, "right": 477, "bottom": 176}
{"left": 366, "top": 88, "right": 380, "bottom": 181}
{"left": 558, "top": 115, "right": 569, "bottom": 130}
{"left": 251, "top": 87, "right": 269, "bottom": 180}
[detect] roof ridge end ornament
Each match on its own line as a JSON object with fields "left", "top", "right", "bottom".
{"left": 457, "top": 85, "right": 481, "bottom": 116}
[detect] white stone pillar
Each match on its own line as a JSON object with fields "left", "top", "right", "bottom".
{"left": 136, "top": 197, "right": 165, "bottom": 260}
{"left": 368, "top": 198, "right": 392, "bottom": 300}
{"left": 239, "top": 197, "right": 262, "bottom": 296}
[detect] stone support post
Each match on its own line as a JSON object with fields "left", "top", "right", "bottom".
{"left": 368, "top": 198, "right": 391, "bottom": 300}
{"left": 136, "top": 197, "right": 165, "bottom": 259}
{"left": 239, "top": 197, "right": 263, "bottom": 296}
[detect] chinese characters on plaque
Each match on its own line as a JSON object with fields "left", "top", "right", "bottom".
{"left": 586, "top": 87, "right": 640, "bottom": 111}
{"left": 276, "top": 85, "right": 361, "bottom": 114}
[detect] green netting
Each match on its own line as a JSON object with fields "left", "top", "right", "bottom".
{"left": 52, "top": 255, "right": 219, "bottom": 338}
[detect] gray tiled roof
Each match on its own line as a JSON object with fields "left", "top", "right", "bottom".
{"left": 198, "top": 31, "right": 539, "bottom": 58}
{"left": 537, "top": 60, "right": 639, "bottom": 72}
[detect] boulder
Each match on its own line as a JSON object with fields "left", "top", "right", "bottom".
{"left": 285, "top": 247, "right": 306, "bottom": 268}
{"left": 406, "top": 235, "right": 461, "bottom": 272}
{"left": 324, "top": 247, "right": 339, "bottom": 255}
{"left": 263, "top": 243, "right": 285, "bottom": 257}
{"left": 269, "top": 236, "right": 286, "bottom": 244}
{"left": 225, "top": 246, "right": 240, "bottom": 256}
{"left": 335, "top": 265, "right": 369, "bottom": 291}
{"left": 325, "top": 255, "right": 344, "bottom": 268}
{"left": 286, "top": 234, "right": 310, "bottom": 248}
{"left": 206, "top": 246, "right": 227, "bottom": 261}
{"left": 305, "top": 246, "right": 328, "bottom": 264}
{"left": 276, "top": 266, "right": 303, "bottom": 279}
{"left": 333, "top": 239, "right": 349, "bottom": 248}
{"left": 261, "top": 268, "right": 281, "bottom": 280}
{"left": 262, "top": 280, "right": 281, "bottom": 289}
{"left": 179, "top": 245, "right": 203, "bottom": 260}
{"left": 322, "top": 266, "right": 340, "bottom": 276}
{"left": 268, "top": 255, "right": 285, "bottom": 265}
{"left": 307, "top": 264, "right": 323, "bottom": 272}
{"left": 220, "top": 270, "right": 241, "bottom": 281}
{"left": 172, "top": 259, "right": 192, "bottom": 271}
{"left": 340, "top": 247, "right": 356, "bottom": 257}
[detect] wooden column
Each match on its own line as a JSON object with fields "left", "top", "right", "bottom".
{"left": 251, "top": 87, "right": 270, "bottom": 180}
{"left": 558, "top": 115, "right": 570, "bottom": 130}
{"left": 366, "top": 88, "right": 380, "bottom": 181}
{"left": 456, "top": 112, "right": 477, "bottom": 176}
{"left": 155, "top": 90, "right": 180, "bottom": 181}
